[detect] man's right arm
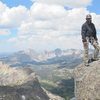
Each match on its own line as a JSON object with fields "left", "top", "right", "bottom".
{"left": 81, "top": 24, "right": 87, "bottom": 42}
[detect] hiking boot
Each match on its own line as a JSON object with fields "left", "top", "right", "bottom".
{"left": 88, "top": 58, "right": 98, "bottom": 64}
{"left": 91, "top": 58, "right": 97, "bottom": 61}
{"left": 88, "top": 59, "right": 92, "bottom": 63}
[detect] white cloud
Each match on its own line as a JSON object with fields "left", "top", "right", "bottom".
{"left": 8, "top": 2, "right": 100, "bottom": 51}
{"left": 0, "top": 1, "right": 29, "bottom": 28}
{"left": 0, "top": 1, "right": 8, "bottom": 13}
{"left": 1, "top": 1, "right": 100, "bottom": 52}
{"left": 19, "top": 3, "right": 89, "bottom": 36}
{"left": 32, "top": 0, "right": 92, "bottom": 8}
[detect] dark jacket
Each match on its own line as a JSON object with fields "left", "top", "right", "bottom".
{"left": 81, "top": 22, "right": 97, "bottom": 42}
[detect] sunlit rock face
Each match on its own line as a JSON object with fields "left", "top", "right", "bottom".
{"left": 74, "top": 60, "right": 100, "bottom": 100}
{"left": 0, "top": 62, "right": 64, "bottom": 100}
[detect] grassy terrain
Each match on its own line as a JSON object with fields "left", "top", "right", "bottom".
{"left": 30, "top": 64, "right": 75, "bottom": 100}
{"left": 40, "top": 79, "right": 74, "bottom": 100}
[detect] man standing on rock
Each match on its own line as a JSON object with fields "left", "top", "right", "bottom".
{"left": 81, "top": 14, "right": 100, "bottom": 66}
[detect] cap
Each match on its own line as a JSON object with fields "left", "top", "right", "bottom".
{"left": 86, "top": 14, "right": 92, "bottom": 19}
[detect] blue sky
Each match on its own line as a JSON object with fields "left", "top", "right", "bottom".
{"left": 87, "top": 0, "right": 100, "bottom": 14}
{"left": 1, "top": 0, "right": 100, "bottom": 14}
{"left": 0, "top": 0, "right": 100, "bottom": 53}
{"left": 1, "top": 0, "right": 33, "bottom": 8}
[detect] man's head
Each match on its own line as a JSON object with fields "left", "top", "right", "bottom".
{"left": 86, "top": 14, "right": 92, "bottom": 24}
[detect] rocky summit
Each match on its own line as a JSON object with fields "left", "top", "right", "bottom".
{"left": 0, "top": 62, "right": 64, "bottom": 100}
{"left": 74, "top": 60, "right": 100, "bottom": 100}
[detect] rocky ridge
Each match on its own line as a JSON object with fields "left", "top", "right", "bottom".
{"left": 0, "top": 62, "right": 64, "bottom": 100}
{"left": 74, "top": 60, "right": 100, "bottom": 100}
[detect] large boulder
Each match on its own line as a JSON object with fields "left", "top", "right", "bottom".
{"left": 74, "top": 60, "right": 100, "bottom": 100}
{"left": 0, "top": 62, "right": 64, "bottom": 100}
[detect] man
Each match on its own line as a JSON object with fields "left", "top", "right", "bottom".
{"left": 81, "top": 14, "right": 100, "bottom": 66}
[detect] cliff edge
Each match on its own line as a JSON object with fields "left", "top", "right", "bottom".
{"left": 74, "top": 60, "right": 100, "bottom": 100}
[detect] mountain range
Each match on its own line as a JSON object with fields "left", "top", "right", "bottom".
{"left": 0, "top": 48, "right": 83, "bottom": 68}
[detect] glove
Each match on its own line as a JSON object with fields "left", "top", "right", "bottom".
{"left": 82, "top": 38, "right": 87, "bottom": 42}
{"left": 95, "top": 37, "right": 98, "bottom": 41}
